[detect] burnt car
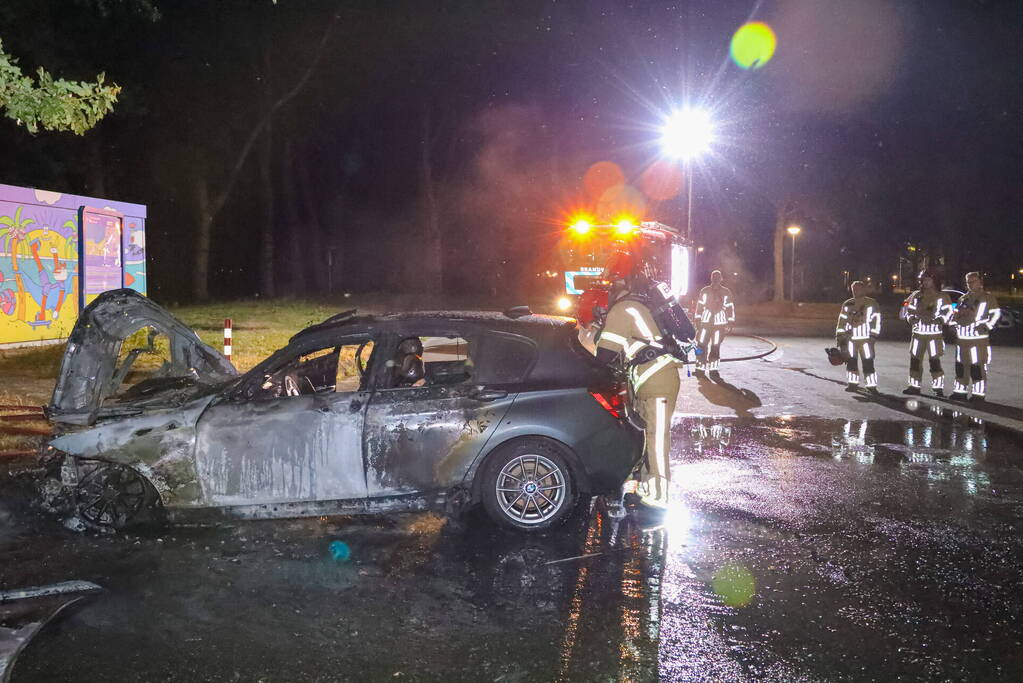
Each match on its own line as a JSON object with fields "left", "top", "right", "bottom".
{"left": 42, "top": 290, "right": 642, "bottom": 532}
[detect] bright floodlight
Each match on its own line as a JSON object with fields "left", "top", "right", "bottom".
{"left": 786, "top": 225, "right": 801, "bottom": 236}
{"left": 661, "top": 108, "right": 715, "bottom": 160}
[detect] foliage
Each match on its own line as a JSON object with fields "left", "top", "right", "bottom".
{"left": 0, "top": 38, "right": 120, "bottom": 135}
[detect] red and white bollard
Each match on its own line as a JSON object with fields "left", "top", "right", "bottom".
{"left": 223, "top": 318, "right": 233, "bottom": 362}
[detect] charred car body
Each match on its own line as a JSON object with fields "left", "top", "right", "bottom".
{"left": 42, "top": 290, "right": 643, "bottom": 531}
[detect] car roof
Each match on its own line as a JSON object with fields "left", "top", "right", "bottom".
{"left": 291, "top": 310, "right": 574, "bottom": 343}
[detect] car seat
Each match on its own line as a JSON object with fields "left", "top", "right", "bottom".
{"left": 393, "top": 337, "right": 425, "bottom": 387}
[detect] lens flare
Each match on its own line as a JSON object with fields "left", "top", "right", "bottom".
{"left": 730, "top": 21, "right": 777, "bottom": 70}
{"left": 328, "top": 540, "right": 351, "bottom": 562}
{"left": 639, "top": 161, "right": 684, "bottom": 201}
{"left": 597, "top": 184, "right": 646, "bottom": 222}
{"left": 557, "top": 297, "right": 573, "bottom": 312}
{"left": 583, "top": 161, "right": 625, "bottom": 201}
{"left": 711, "top": 563, "right": 756, "bottom": 607}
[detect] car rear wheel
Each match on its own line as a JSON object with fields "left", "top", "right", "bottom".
{"left": 481, "top": 439, "right": 576, "bottom": 531}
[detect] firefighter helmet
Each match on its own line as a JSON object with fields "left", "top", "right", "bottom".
{"left": 603, "top": 249, "right": 636, "bottom": 282}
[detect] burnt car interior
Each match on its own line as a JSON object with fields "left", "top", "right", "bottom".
{"left": 255, "top": 339, "right": 376, "bottom": 398}
{"left": 383, "top": 335, "right": 472, "bottom": 389}
{"left": 107, "top": 325, "right": 195, "bottom": 402}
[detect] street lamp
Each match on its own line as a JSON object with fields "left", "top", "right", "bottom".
{"left": 786, "top": 225, "right": 801, "bottom": 301}
{"left": 661, "top": 108, "right": 715, "bottom": 240}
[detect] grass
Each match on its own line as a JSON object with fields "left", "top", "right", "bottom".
{"left": 0, "top": 298, "right": 345, "bottom": 381}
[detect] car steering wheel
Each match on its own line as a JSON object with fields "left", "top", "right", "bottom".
{"left": 355, "top": 340, "right": 370, "bottom": 378}
{"left": 284, "top": 373, "right": 301, "bottom": 397}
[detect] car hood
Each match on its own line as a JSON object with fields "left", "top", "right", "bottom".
{"left": 48, "top": 289, "right": 237, "bottom": 425}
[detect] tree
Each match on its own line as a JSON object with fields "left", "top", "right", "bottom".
{"left": 773, "top": 201, "right": 795, "bottom": 302}
{"left": 0, "top": 39, "right": 119, "bottom": 135}
{"left": 187, "top": 7, "right": 340, "bottom": 301}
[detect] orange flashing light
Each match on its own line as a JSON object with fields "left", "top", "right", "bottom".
{"left": 614, "top": 217, "right": 637, "bottom": 236}
{"left": 569, "top": 216, "right": 593, "bottom": 235}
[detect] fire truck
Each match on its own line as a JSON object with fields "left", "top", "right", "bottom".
{"left": 553, "top": 217, "right": 696, "bottom": 327}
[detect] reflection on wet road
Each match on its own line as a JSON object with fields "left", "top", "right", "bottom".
{"left": 6, "top": 415, "right": 1023, "bottom": 681}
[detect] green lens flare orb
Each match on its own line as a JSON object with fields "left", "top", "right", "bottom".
{"left": 730, "top": 21, "right": 777, "bottom": 70}
{"left": 711, "top": 563, "right": 756, "bottom": 607}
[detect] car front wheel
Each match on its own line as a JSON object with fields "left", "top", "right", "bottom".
{"left": 481, "top": 439, "right": 576, "bottom": 531}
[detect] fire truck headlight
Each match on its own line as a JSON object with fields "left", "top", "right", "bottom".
{"left": 557, "top": 296, "right": 573, "bottom": 312}
{"left": 571, "top": 220, "right": 592, "bottom": 235}
{"left": 615, "top": 219, "right": 636, "bottom": 236}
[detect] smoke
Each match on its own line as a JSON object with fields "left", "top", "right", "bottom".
{"left": 445, "top": 105, "right": 573, "bottom": 295}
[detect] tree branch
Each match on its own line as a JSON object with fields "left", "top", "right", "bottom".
{"left": 208, "top": 7, "right": 341, "bottom": 219}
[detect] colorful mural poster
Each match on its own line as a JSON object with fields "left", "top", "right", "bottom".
{"left": 80, "top": 207, "right": 124, "bottom": 306}
{"left": 0, "top": 200, "right": 80, "bottom": 344}
{"left": 123, "top": 218, "right": 147, "bottom": 295}
{"left": 0, "top": 184, "right": 146, "bottom": 346}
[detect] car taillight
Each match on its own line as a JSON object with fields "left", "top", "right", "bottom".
{"left": 589, "top": 383, "right": 626, "bottom": 418}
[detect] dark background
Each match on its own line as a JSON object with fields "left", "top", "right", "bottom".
{"left": 1, "top": 0, "right": 1020, "bottom": 303}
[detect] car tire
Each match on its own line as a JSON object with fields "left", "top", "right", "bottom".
{"left": 480, "top": 438, "right": 577, "bottom": 531}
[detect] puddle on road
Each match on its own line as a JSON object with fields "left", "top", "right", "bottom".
{"left": 8, "top": 415, "right": 1023, "bottom": 682}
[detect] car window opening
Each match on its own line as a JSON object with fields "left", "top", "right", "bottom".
{"left": 388, "top": 335, "right": 472, "bottom": 389}
{"left": 109, "top": 325, "right": 176, "bottom": 396}
{"left": 257, "top": 340, "right": 374, "bottom": 399}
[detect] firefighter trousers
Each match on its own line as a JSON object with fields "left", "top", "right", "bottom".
{"left": 954, "top": 337, "right": 992, "bottom": 397}
{"left": 631, "top": 359, "right": 680, "bottom": 506}
{"left": 696, "top": 323, "right": 727, "bottom": 372}
{"left": 844, "top": 338, "right": 877, "bottom": 388}
{"left": 909, "top": 333, "right": 945, "bottom": 390}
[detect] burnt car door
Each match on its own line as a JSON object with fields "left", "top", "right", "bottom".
{"left": 362, "top": 328, "right": 525, "bottom": 497}
{"left": 192, "top": 335, "right": 377, "bottom": 506}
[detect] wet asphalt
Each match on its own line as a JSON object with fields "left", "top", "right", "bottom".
{"left": 2, "top": 414, "right": 1023, "bottom": 682}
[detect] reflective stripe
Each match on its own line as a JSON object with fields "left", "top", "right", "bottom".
{"left": 598, "top": 331, "right": 627, "bottom": 349}
{"left": 655, "top": 397, "right": 667, "bottom": 467}
{"left": 633, "top": 355, "right": 676, "bottom": 391}
{"left": 625, "top": 306, "right": 656, "bottom": 342}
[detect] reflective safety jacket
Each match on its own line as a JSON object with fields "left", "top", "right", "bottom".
{"left": 596, "top": 297, "right": 681, "bottom": 393}
{"left": 695, "top": 285, "right": 736, "bottom": 326}
{"left": 951, "top": 290, "right": 1001, "bottom": 340}
{"left": 836, "top": 296, "right": 881, "bottom": 341}
{"left": 904, "top": 289, "right": 952, "bottom": 335}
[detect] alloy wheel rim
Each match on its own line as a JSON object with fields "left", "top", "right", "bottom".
{"left": 495, "top": 453, "right": 566, "bottom": 524}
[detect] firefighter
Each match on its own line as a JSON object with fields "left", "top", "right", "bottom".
{"left": 902, "top": 270, "right": 953, "bottom": 396}
{"left": 949, "top": 271, "right": 1001, "bottom": 403}
{"left": 595, "top": 255, "right": 693, "bottom": 511}
{"left": 694, "top": 270, "right": 736, "bottom": 380}
{"left": 835, "top": 281, "right": 881, "bottom": 394}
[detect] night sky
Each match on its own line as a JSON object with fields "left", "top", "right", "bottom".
{"left": 1, "top": 0, "right": 1021, "bottom": 302}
